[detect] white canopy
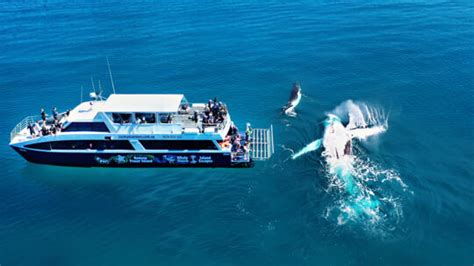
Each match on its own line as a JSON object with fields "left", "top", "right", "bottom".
{"left": 101, "top": 94, "right": 185, "bottom": 113}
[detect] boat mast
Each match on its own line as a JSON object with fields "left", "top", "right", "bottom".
{"left": 106, "top": 57, "right": 116, "bottom": 94}
{"left": 98, "top": 80, "right": 102, "bottom": 94}
{"left": 91, "top": 76, "right": 96, "bottom": 93}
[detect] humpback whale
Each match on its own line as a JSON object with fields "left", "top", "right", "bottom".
{"left": 292, "top": 114, "right": 385, "bottom": 160}
{"left": 292, "top": 112, "right": 387, "bottom": 222}
{"left": 282, "top": 82, "right": 302, "bottom": 117}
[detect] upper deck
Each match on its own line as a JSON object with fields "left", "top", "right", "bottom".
{"left": 10, "top": 94, "right": 232, "bottom": 144}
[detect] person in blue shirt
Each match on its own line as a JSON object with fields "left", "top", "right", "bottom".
{"left": 52, "top": 107, "right": 58, "bottom": 120}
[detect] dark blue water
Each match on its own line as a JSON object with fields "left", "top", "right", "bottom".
{"left": 1, "top": 2, "right": 473, "bottom": 265}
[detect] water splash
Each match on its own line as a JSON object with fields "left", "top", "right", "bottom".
{"left": 293, "top": 100, "right": 408, "bottom": 230}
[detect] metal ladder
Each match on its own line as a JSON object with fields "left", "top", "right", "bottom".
{"left": 250, "top": 125, "right": 274, "bottom": 160}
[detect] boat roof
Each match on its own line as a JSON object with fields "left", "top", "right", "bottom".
{"left": 66, "top": 101, "right": 105, "bottom": 121}
{"left": 101, "top": 94, "right": 185, "bottom": 113}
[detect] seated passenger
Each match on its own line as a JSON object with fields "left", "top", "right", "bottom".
{"left": 55, "top": 122, "right": 62, "bottom": 133}
{"left": 50, "top": 124, "right": 57, "bottom": 135}
{"left": 41, "top": 126, "right": 49, "bottom": 136}
{"left": 204, "top": 105, "right": 210, "bottom": 116}
{"left": 181, "top": 104, "right": 190, "bottom": 113}
{"left": 230, "top": 123, "right": 239, "bottom": 136}
{"left": 243, "top": 143, "right": 250, "bottom": 153}
{"left": 222, "top": 140, "right": 231, "bottom": 149}
{"left": 212, "top": 104, "right": 219, "bottom": 116}
{"left": 232, "top": 138, "right": 241, "bottom": 151}
{"left": 208, "top": 113, "right": 214, "bottom": 124}
{"left": 192, "top": 110, "right": 199, "bottom": 123}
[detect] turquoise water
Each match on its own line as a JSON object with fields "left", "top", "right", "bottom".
{"left": 1, "top": 2, "right": 473, "bottom": 265}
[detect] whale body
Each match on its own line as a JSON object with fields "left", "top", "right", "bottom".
{"left": 292, "top": 113, "right": 387, "bottom": 222}
{"left": 283, "top": 82, "right": 302, "bottom": 117}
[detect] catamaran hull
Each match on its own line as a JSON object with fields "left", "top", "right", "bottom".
{"left": 11, "top": 147, "right": 253, "bottom": 168}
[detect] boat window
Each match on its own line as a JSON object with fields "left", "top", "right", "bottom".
{"left": 24, "top": 142, "right": 51, "bottom": 150}
{"left": 112, "top": 113, "right": 132, "bottom": 124}
{"left": 135, "top": 113, "right": 156, "bottom": 124}
{"left": 159, "top": 113, "right": 172, "bottom": 123}
{"left": 62, "top": 122, "right": 110, "bottom": 132}
{"left": 26, "top": 140, "right": 134, "bottom": 150}
{"left": 140, "top": 140, "right": 218, "bottom": 150}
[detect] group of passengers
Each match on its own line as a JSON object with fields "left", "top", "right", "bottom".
{"left": 201, "top": 98, "right": 227, "bottom": 125}
{"left": 219, "top": 123, "right": 252, "bottom": 155}
{"left": 187, "top": 98, "right": 227, "bottom": 130}
{"left": 27, "top": 107, "right": 69, "bottom": 137}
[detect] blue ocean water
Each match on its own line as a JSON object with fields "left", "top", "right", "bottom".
{"left": 0, "top": 1, "right": 473, "bottom": 265}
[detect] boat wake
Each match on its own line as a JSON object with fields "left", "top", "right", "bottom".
{"left": 293, "top": 100, "right": 410, "bottom": 232}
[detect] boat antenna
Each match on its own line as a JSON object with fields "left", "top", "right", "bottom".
{"left": 91, "top": 76, "right": 96, "bottom": 93}
{"left": 98, "top": 80, "right": 103, "bottom": 94}
{"left": 98, "top": 80, "right": 105, "bottom": 100}
{"left": 80, "top": 85, "right": 83, "bottom": 102}
{"left": 106, "top": 57, "right": 116, "bottom": 94}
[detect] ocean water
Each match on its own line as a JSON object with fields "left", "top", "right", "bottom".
{"left": 0, "top": 1, "right": 473, "bottom": 265}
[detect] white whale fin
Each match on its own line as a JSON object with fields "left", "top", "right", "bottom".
{"left": 292, "top": 139, "right": 322, "bottom": 160}
{"left": 348, "top": 126, "right": 386, "bottom": 140}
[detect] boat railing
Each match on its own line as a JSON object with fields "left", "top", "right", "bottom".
{"left": 10, "top": 115, "right": 39, "bottom": 141}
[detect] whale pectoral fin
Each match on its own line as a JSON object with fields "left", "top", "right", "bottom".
{"left": 291, "top": 139, "right": 322, "bottom": 160}
{"left": 348, "top": 126, "right": 386, "bottom": 140}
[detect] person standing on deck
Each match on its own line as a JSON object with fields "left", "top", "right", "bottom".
{"left": 33, "top": 122, "right": 40, "bottom": 135}
{"left": 52, "top": 107, "right": 58, "bottom": 120}
{"left": 40, "top": 108, "right": 46, "bottom": 121}
{"left": 27, "top": 122, "right": 35, "bottom": 136}
{"left": 245, "top": 123, "right": 252, "bottom": 142}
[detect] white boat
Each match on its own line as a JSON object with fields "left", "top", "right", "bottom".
{"left": 10, "top": 93, "right": 274, "bottom": 167}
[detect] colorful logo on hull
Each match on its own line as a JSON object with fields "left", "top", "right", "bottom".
{"left": 95, "top": 154, "right": 214, "bottom": 165}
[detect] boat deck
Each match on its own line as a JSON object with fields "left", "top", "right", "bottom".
{"left": 171, "top": 104, "right": 228, "bottom": 133}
